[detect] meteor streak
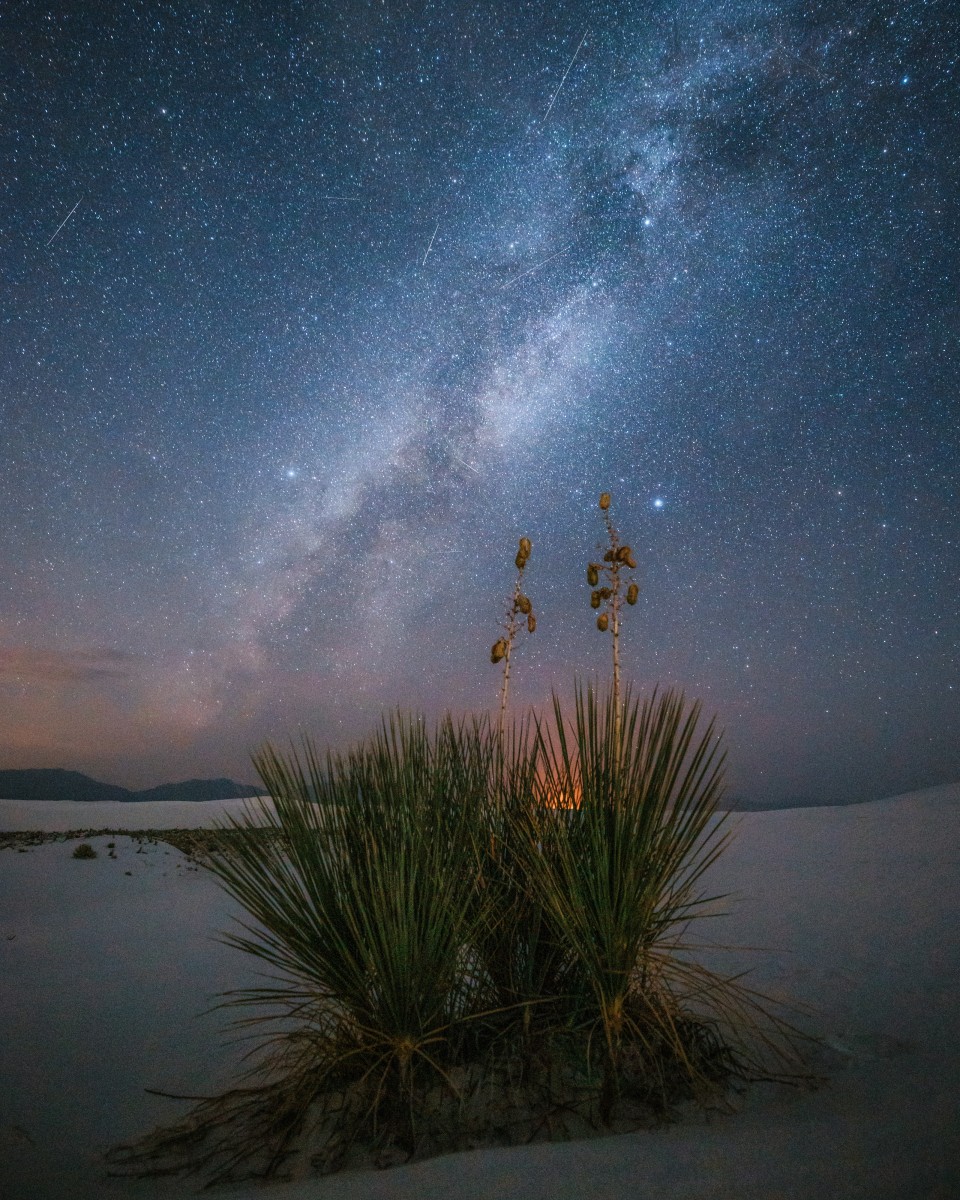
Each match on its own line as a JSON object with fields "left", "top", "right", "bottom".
{"left": 499, "top": 244, "right": 572, "bottom": 290}
{"left": 422, "top": 219, "right": 440, "bottom": 266}
{"left": 542, "top": 30, "right": 587, "bottom": 123}
{"left": 45, "top": 199, "right": 81, "bottom": 247}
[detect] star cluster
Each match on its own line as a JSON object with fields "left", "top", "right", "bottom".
{"left": 1, "top": 0, "right": 957, "bottom": 803}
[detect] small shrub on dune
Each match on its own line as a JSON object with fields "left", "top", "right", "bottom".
{"left": 107, "top": 691, "right": 815, "bottom": 1184}
{"left": 108, "top": 714, "right": 506, "bottom": 1180}
{"left": 72, "top": 842, "right": 97, "bottom": 859}
{"left": 516, "top": 683, "right": 811, "bottom": 1122}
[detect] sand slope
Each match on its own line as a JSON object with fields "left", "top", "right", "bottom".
{"left": 1, "top": 785, "right": 958, "bottom": 1199}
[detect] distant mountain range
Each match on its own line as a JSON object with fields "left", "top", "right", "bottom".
{"left": 0, "top": 769, "right": 261, "bottom": 803}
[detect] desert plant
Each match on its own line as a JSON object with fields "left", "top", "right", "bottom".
{"left": 517, "top": 682, "right": 809, "bottom": 1120}
{"left": 587, "top": 492, "right": 639, "bottom": 735}
{"left": 107, "top": 695, "right": 816, "bottom": 1180}
{"left": 108, "top": 714, "right": 502, "bottom": 1180}
{"left": 72, "top": 842, "right": 97, "bottom": 859}
{"left": 491, "top": 536, "right": 536, "bottom": 739}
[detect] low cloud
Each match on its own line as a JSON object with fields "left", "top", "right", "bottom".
{"left": 0, "top": 645, "right": 136, "bottom": 684}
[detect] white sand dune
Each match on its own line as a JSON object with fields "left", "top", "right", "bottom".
{"left": 0, "top": 795, "right": 274, "bottom": 832}
{"left": 1, "top": 784, "right": 958, "bottom": 1199}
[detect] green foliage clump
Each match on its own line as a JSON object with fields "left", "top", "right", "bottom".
{"left": 107, "top": 687, "right": 815, "bottom": 1184}
{"left": 71, "top": 842, "right": 97, "bottom": 859}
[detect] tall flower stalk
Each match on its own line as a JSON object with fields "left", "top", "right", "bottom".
{"left": 491, "top": 536, "right": 536, "bottom": 739}
{"left": 587, "top": 492, "right": 638, "bottom": 739}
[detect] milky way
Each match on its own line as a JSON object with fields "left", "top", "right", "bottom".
{"left": 2, "top": 0, "right": 958, "bottom": 803}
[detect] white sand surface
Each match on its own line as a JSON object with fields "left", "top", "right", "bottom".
{"left": 1, "top": 784, "right": 959, "bottom": 1199}
{"left": 0, "top": 795, "right": 273, "bottom": 832}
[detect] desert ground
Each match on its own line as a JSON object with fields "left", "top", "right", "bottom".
{"left": 1, "top": 784, "right": 958, "bottom": 1199}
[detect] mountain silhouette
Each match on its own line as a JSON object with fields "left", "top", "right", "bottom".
{"left": 0, "top": 768, "right": 260, "bottom": 803}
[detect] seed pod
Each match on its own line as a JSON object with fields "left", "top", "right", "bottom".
{"left": 599, "top": 492, "right": 611, "bottom": 510}
{"left": 590, "top": 590, "right": 601, "bottom": 609}
{"left": 616, "top": 545, "right": 631, "bottom": 564}
{"left": 627, "top": 582, "right": 639, "bottom": 605}
{"left": 515, "top": 550, "right": 527, "bottom": 570}
{"left": 516, "top": 594, "right": 532, "bottom": 615}
{"left": 518, "top": 536, "right": 532, "bottom": 556}
{"left": 625, "top": 551, "right": 637, "bottom": 569}
{"left": 527, "top": 613, "right": 536, "bottom": 633}
{"left": 599, "top": 586, "right": 612, "bottom": 599}
{"left": 587, "top": 564, "right": 599, "bottom": 586}
{"left": 603, "top": 549, "right": 615, "bottom": 562}
{"left": 597, "top": 613, "right": 609, "bottom": 632}
{"left": 491, "top": 638, "right": 507, "bottom": 663}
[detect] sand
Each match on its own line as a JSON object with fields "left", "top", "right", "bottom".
{"left": 1, "top": 784, "right": 958, "bottom": 1199}
{"left": 0, "top": 795, "right": 273, "bottom": 832}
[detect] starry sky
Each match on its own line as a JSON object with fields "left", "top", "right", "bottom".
{"left": 2, "top": 0, "right": 958, "bottom": 804}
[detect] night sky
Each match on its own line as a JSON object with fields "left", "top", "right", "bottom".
{"left": 2, "top": 0, "right": 958, "bottom": 804}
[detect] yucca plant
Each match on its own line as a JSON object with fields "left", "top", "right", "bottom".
{"left": 517, "top": 682, "right": 810, "bottom": 1121}
{"left": 107, "top": 695, "right": 817, "bottom": 1179}
{"left": 108, "top": 714, "right": 500, "bottom": 1180}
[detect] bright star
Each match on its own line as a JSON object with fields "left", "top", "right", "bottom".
{"left": 653, "top": 498, "right": 665, "bottom": 509}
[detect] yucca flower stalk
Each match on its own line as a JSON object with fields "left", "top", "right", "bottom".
{"left": 587, "top": 492, "right": 638, "bottom": 741}
{"left": 491, "top": 536, "right": 536, "bottom": 740}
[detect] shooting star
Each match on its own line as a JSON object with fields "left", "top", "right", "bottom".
{"left": 499, "top": 244, "right": 572, "bottom": 291}
{"left": 45, "top": 199, "right": 81, "bottom": 247}
{"left": 543, "top": 30, "right": 587, "bottom": 123}
{"left": 422, "top": 219, "right": 440, "bottom": 267}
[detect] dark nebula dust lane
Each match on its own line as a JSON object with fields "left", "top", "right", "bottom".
{"left": 1, "top": 0, "right": 957, "bottom": 804}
